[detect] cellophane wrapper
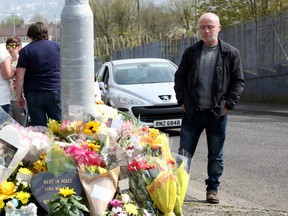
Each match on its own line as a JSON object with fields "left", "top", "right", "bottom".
{"left": 146, "top": 170, "right": 177, "bottom": 216}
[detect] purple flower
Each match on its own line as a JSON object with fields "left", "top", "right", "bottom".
{"left": 109, "top": 199, "right": 123, "bottom": 208}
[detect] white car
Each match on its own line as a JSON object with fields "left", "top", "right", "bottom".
{"left": 96, "top": 58, "right": 183, "bottom": 128}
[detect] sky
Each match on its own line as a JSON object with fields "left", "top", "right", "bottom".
{"left": 0, "top": 0, "right": 65, "bottom": 23}
{"left": 0, "top": 0, "right": 169, "bottom": 23}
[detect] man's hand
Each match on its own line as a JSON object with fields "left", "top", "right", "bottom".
{"left": 220, "top": 107, "right": 229, "bottom": 116}
{"left": 17, "top": 97, "right": 25, "bottom": 109}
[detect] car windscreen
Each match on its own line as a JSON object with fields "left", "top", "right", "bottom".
{"left": 114, "top": 62, "right": 176, "bottom": 84}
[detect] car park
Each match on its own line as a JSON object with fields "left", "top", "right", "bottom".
{"left": 96, "top": 58, "right": 183, "bottom": 128}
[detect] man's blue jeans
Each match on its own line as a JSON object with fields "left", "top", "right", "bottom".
{"left": 178, "top": 110, "right": 227, "bottom": 192}
{"left": 25, "top": 91, "right": 61, "bottom": 126}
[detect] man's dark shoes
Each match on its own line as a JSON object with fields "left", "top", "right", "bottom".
{"left": 206, "top": 190, "right": 219, "bottom": 204}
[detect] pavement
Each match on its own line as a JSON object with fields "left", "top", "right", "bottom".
{"left": 181, "top": 101, "right": 288, "bottom": 216}
{"left": 234, "top": 101, "right": 288, "bottom": 117}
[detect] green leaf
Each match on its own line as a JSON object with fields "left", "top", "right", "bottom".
{"left": 48, "top": 202, "right": 61, "bottom": 212}
{"left": 71, "top": 199, "right": 89, "bottom": 212}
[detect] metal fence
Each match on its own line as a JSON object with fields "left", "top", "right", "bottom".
{"left": 96, "top": 11, "right": 288, "bottom": 79}
{"left": 220, "top": 11, "right": 288, "bottom": 78}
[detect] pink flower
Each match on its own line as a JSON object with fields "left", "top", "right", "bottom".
{"left": 140, "top": 125, "right": 150, "bottom": 134}
{"left": 109, "top": 199, "right": 123, "bottom": 208}
{"left": 128, "top": 160, "right": 150, "bottom": 172}
{"left": 65, "top": 145, "right": 103, "bottom": 166}
{"left": 121, "top": 121, "right": 133, "bottom": 137}
{"left": 60, "top": 119, "right": 71, "bottom": 130}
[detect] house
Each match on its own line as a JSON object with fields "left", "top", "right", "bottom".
{"left": 0, "top": 24, "right": 56, "bottom": 44}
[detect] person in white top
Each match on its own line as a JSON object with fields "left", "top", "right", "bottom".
{"left": 0, "top": 47, "right": 15, "bottom": 113}
{"left": 6, "top": 37, "right": 28, "bottom": 126}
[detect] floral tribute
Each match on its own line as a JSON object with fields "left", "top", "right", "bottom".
{"left": 0, "top": 163, "right": 37, "bottom": 215}
{"left": 0, "top": 103, "right": 190, "bottom": 216}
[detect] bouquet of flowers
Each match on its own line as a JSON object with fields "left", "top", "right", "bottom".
{"left": 103, "top": 193, "right": 149, "bottom": 216}
{"left": 172, "top": 153, "right": 190, "bottom": 216}
{"left": 128, "top": 155, "right": 176, "bottom": 215}
{"left": 63, "top": 131, "right": 120, "bottom": 216}
{"left": 0, "top": 164, "right": 37, "bottom": 216}
{"left": 48, "top": 119, "right": 83, "bottom": 142}
{"left": 78, "top": 164, "right": 120, "bottom": 216}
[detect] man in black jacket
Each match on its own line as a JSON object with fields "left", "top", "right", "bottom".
{"left": 174, "top": 12, "right": 245, "bottom": 204}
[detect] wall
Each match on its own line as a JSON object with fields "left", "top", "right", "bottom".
{"left": 242, "top": 74, "right": 288, "bottom": 104}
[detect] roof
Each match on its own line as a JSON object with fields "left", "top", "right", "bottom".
{"left": 0, "top": 25, "right": 29, "bottom": 37}
{"left": 0, "top": 25, "right": 55, "bottom": 37}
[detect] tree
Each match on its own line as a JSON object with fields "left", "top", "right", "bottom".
{"left": 89, "top": 0, "right": 288, "bottom": 58}
{"left": 89, "top": 0, "right": 115, "bottom": 39}
{"left": 168, "top": 0, "right": 197, "bottom": 34}
{"left": 30, "top": 14, "right": 48, "bottom": 23}
{"left": 201, "top": 0, "right": 288, "bottom": 28}
{"left": 110, "top": 0, "right": 134, "bottom": 37}
{"left": 1, "top": 15, "right": 24, "bottom": 27}
{"left": 141, "top": 2, "right": 176, "bottom": 40}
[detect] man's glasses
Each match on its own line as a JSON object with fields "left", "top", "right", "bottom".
{"left": 6, "top": 44, "right": 18, "bottom": 49}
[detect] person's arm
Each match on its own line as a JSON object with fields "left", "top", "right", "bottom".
{"left": 224, "top": 49, "right": 245, "bottom": 111}
{"left": 15, "top": 67, "right": 26, "bottom": 109}
{"left": 0, "top": 57, "right": 15, "bottom": 80}
{"left": 174, "top": 48, "right": 190, "bottom": 106}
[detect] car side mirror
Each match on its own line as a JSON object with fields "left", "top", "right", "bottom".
{"left": 98, "top": 82, "right": 105, "bottom": 90}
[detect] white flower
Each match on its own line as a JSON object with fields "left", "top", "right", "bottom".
{"left": 112, "top": 206, "right": 123, "bottom": 213}
{"left": 93, "top": 104, "right": 119, "bottom": 123}
{"left": 121, "top": 193, "right": 130, "bottom": 203}
{"left": 98, "top": 123, "right": 119, "bottom": 142}
{"left": 27, "top": 203, "right": 38, "bottom": 216}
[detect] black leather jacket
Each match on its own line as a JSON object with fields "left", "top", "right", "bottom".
{"left": 174, "top": 38, "right": 245, "bottom": 118}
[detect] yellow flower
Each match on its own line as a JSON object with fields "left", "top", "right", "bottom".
{"left": 124, "top": 203, "right": 138, "bottom": 215}
{"left": 48, "top": 119, "right": 61, "bottom": 135}
{"left": 40, "top": 154, "right": 46, "bottom": 160}
{"left": 84, "top": 121, "right": 100, "bottom": 134}
{"left": 83, "top": 129, "right": 93, "bottom": 135}
{"left": 97, "top": 166, "right": 107, "bottom": 174}
{"left": 33, "top": 154, "right": 47, "bottom": 173}
{"left": 87, "top": 166, "right": 96, "bottom": 173}
{"left": 149, "top": 128, "right": 159, "bottom": 140}
{"left": 33, "top": 160, "right": 43, "bottom": 172}
{"left": 87, "top": 142, "right": 100, "bottom": 152}
{"left": 18, "top": 168, "right": 33, "bottom": 175}
{"left": 16, "top": 191, "right": 31, "bottom": 204}
{"left": 0, "top": 181, "right": 16, "bottom": 196}
{"left": 59, "top": 187, "right": 76, "bottom": 197}
{"left": 39, "top": 166, "right": 47, "bottom": 172}
{"left": 0, "top": 199, "right": 5, "bottom": 208}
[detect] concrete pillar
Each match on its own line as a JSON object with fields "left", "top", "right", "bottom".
{"left": 60, "top": 0, "right": 94, "bottom": 120}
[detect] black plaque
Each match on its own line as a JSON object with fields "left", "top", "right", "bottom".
{"left": 31, "top": 170, "right": 83, "bottom": 211}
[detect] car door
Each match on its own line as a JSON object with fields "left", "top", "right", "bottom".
{"left": 97, "top": 65, "right": 110, "bottom": 104}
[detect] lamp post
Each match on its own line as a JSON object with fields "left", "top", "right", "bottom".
{"left": 137, "top": 0, "right": 141, "bottom": 46}
{"left": 60, "top": 0, "right": 95, "bottom": 120}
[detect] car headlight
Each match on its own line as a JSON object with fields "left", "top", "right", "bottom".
{"left": 115, "top": 94, "right": 144, "bottom": 105}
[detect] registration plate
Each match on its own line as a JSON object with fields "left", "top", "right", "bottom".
{"left": 153, "top": 119, "right": 182, "bottom": 128}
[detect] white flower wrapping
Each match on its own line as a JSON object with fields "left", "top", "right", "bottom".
{"left": 0, "top": 125, "right": 30, "bottom": 184}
